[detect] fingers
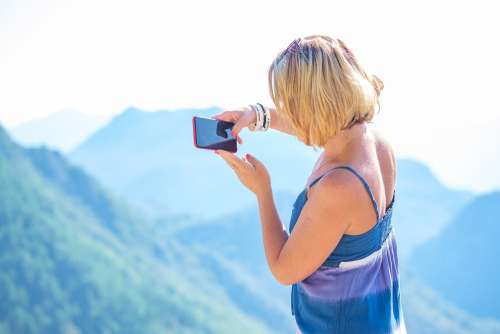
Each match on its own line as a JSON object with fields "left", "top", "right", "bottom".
{"left": 245, "top": 153, "right": 261, "bottom": 169}
{"left": 212, "top": 110, "right": 240, "bottom": 122}
{"left": 215, "top": 150, "right": 245, "bottom": 171}
{"left": 211, "top": 109, "right": 255, "bottom": 143}
{"left": 232, "top": 120, "right": 245, "bottom": 137}
{"left": 211, "top": 111, "right": 244, "bottom": 144}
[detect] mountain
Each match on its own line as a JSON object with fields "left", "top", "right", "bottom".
{"left": 10, "top": 109, "right": 110, "bottom": 152}
{"left": 70, "top": 106, "right": 472, "bottom": 259}
{"left": 401, "top": 271, "right": 500, "bottom": 334}
{"left": 0, "top": 124, "right": 273, "bottom": 334}
{"left": 393, "top": 159, "right": 473, "bottom": 259}
{"left": 410, "top": 192, "right": 500, "bottom": 320}
{"left": 70, "top": 106, "right": 319, "bottom": 219}
{"left": 168, "top": 190, "right": 299, "bottom": 331}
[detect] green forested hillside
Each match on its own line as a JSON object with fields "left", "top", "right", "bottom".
{"left": 0, "top": 125, "right": 272, "bottom": 334}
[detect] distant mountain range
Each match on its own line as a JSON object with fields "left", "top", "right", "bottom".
{"left": 70, "top": 106, "right": 319, "bottom": 219}
{"left": 2, "top": 106, "right": 500, "bottom": 333}
{"left": 394, "top": 159, "right": 473, "bottom": 259}
{"left": 10, "top": 109, "right": 110, "bottom": 152}
{"left": 70, "top": 106, "right": 473, "bottom": 260}
{"left": 410, "top": 191, "right": 500, "bottom": 320}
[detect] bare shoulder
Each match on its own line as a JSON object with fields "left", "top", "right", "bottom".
{"left": 308, "top": 167, "right": 362, "bottom": 214}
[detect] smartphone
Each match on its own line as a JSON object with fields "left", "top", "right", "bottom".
{"left": 192, "top": 116, "right": 237, "bottom": 153}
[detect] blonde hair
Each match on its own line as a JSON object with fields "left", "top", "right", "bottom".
{"left": 268, "top": 35, "right": 384, "bottom": 148}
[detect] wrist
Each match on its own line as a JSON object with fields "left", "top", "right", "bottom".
{"left": 256, "top": 185, "right": 273, "bottom": 202}
{"left": 248, "top": 104, "right": 258, "bottom": 131}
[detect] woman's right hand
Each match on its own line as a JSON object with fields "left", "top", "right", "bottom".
{"left": 211, "top": 106, "right": 257, "bottom": 145}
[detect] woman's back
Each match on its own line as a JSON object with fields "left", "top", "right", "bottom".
{"left": 288, "top": 126, "right": 406, "bottom": 333}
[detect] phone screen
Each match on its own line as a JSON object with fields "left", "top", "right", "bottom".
{"left": 193, "top": 116, "right": 237, "bottom": 152}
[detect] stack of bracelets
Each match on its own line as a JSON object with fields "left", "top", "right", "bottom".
{"left": 249, "top": 103, "right": 271, "bottom": 132}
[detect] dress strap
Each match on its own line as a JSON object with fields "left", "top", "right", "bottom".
{"left": 307, "top": 165, "right": 380, "bottom": 221}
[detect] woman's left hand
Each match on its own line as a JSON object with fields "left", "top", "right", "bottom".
{"left": 214, "top": 150, "right": 271, "bottom": 197}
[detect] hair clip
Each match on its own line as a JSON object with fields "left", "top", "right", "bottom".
{"left": 284, "top": 37, "right": 302, "bottom": 55}
{"left": 275, "top": 37, "right": 302, "bottom": 65}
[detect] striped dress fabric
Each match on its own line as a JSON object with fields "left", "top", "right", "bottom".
{"left": 288, "top": 165, "right": 406, "bottom": 334}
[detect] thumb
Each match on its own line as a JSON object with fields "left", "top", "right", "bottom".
{"left": 231, "top": 120, "right": 245, "bottom": 137}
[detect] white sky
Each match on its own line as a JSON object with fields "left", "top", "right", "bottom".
{"left": 1, "top": 0, "right": 499, "bottom": 192}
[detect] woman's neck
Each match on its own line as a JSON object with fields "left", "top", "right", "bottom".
{"left": 321, "top": 121, "right": 367, "bottom": 162}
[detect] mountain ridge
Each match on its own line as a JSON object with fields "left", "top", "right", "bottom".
{"left": 10, "top": 110, "right": 110, "bottom": 152}
{"left": 410, "top": 191, "right": 500, "bottom": 320}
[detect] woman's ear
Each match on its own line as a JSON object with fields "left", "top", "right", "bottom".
{"left": 370, "top": 74, "right": 384, "bottom": 96}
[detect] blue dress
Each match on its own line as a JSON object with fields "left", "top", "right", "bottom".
{"left": 288, "top": 165, "right": 406, "bottom": 334}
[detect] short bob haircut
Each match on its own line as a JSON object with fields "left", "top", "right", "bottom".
{"left": 268, "top": 35, "right": 384, "bottom": 148}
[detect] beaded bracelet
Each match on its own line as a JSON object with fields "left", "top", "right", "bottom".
{"left": 249, "top": 103, "right": 271, "bottom": 132}
{"left": 256, "top": 102, "right": 270, "bottom": 131}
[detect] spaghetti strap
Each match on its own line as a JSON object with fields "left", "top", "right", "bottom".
{"left": 307, "top": 165, "right": 380, "bottom": 221}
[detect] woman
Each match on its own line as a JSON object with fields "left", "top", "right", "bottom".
{"left": 212, "top": 35, "right": 406, "bottom": 334}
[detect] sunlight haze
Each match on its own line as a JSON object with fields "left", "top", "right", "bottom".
{"left": 1, "top": 0, "right": 499, "bottom": 192}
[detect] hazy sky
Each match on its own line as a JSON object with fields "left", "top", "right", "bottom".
{"left": 1, "top": 0, "right": 499, "bottom": 192}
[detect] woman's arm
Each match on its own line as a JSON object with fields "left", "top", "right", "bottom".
{"left": 256, "top": 169, "right": 353, "bottom": 286}
{"left": 267, "top": 106, "right": 297, "bottom": 136}
{"left": 214, "top": 149, "right": 353, "bottom": 286}
{"left": 213, "top": 105, "right": 296, "bottom": 138}
{"left": 256, "top": 189, "right": 289, "bottom": 282}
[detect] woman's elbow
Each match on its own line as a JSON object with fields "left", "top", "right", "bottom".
{"left": 271, "top": 266, "right": 296, "bottom": 286}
